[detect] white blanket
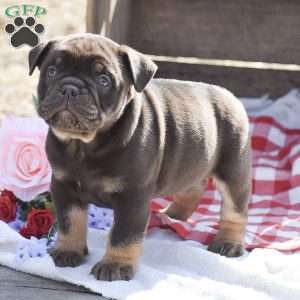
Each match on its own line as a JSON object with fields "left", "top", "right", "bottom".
{"left": 1, "top": 222, "right": 300, "bottom": 300}
{"left": 1, "top": 90, "right": 300, "bottom": 300}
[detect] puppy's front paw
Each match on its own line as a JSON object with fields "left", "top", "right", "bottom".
{"left": 90, "top": 261, "right": 135, "bottom": 281}
{"left": 49, "top": 248, "right": 87, "bottom": 267}
{"left": 208, "top": 240, "right": 244, "bottom": 257}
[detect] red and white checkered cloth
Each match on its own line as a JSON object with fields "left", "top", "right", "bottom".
{"left": 150, "top": 116, "right": 300, "bottom": 253}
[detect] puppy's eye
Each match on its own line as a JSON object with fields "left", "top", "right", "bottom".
{"left": 47, "top": 66, "right": 57, "bottom": 77}
{"left": 96, "top": 74, "right": 111, "bottom": 87}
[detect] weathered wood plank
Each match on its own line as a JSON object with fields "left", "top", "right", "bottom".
{"left": 0, "top": 286, "right": 102, "bottom": 300}
{"left": 155, "top": 61, "right": 300, "bottom": 97}
{"left": 128, "top": 0, "right": 300, "bottom": 64}
{"left": 0, "top": 266, "right": 111, "bottom": 300}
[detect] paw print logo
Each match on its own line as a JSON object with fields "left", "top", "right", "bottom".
{"left": 5, "top": 16, "right": 44, "bottom": 48}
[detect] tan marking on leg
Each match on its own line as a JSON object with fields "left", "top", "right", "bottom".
{"left": 103, "top": 241, "right": 142, "bottom": 269}
{"left": 215, "top": 178, "right": 247, "bottom": 242}
{"left": 56, "top": 207, "right": 88, "bottom": 253}
{"left": 215, "top": 219, "right": 246, "bottom": 242}
{"left": 162, "top": 181, "right": 208, "bottom": 221}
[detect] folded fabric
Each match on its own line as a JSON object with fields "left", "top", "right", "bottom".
{"left": 1, "top": 222, "right": 300, "bottom": 300}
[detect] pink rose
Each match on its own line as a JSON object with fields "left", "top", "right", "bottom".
{"left": 0, "top": 116, "right": 52, "bottom": 201}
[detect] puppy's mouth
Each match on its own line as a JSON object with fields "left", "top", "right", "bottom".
{"left": 48, "top": 110, "right": 90, "bottom": 134}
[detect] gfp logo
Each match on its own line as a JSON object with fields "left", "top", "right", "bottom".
{"left": 4, "top": 5, "right": 47, "bottom": 48}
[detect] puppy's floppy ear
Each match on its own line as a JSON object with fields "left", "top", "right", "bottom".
{"left": 28, "top": 41, "right": 55, "bottom": 76}
{"left": 119, "top": 45, "right": 157, "bottom": 92}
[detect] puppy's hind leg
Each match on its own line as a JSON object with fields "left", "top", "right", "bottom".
{"left": 161, "top": 179, "right": 208, "bottom": 221}
{"left": 208, "top": 148, "right": 251, "bottom": 257}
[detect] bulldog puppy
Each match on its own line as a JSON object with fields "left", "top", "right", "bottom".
{"left": 28, "top": 33, "right": 251, "bottom": 281}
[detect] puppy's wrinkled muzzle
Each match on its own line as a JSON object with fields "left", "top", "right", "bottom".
{"left": 38, "top": 77, "right": 101, "bottom": 133}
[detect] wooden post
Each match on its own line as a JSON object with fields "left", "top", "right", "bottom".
{"left": 86, "top": 0, "right": 131, "bottom": 44}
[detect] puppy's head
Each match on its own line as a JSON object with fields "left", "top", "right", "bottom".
{"left": 29, "top": 33, "right": 157, "bottom": 142}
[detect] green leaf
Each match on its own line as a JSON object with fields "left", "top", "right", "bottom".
{"left": 19, "top": 206, "right": 32, "bottom": 221}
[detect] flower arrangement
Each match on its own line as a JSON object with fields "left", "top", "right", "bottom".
{"left": 0, "top": 116, "right": 114, "bottom": 263}
{"left": 0, "top": 189, "right": 55, "bottom": 238}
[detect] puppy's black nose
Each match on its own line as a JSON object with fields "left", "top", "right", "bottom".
{"left": 61, "top": 85, "right": 79, "bottom": 98}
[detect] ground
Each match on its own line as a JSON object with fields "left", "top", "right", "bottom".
{"left": 0, "top": 265, "right": 109, "bottom": 300}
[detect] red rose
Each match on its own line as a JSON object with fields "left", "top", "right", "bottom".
{"left": 1, "top": 190, "right": 16, "bottom": 200}
{"left": 20, "top": 208, "right": 55, "bottom": 239}
{"left": 19, "top": 224, "right": 39, "bottom": 239}
{"left": 0, "top": 190, "right": 17, "bottom": 223}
